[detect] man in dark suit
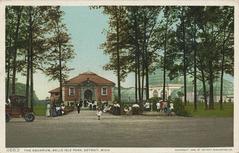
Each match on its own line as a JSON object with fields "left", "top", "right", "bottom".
{"left": 77, "top": 103, "right": 81, "bottom": 114}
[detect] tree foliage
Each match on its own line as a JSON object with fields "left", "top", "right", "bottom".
{"left": 98, "top": 6, "right": 234, "bottom": 111}
{"left": 5, "top": 6, "right": 75, "bottom": 104}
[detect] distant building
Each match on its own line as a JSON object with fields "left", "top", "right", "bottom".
{"left": 49, "top": 72, "right": 115, "bottom": 106}
{"left": 149, "top": 68, "right": 234, "bottom": 102}
{"left": 149, "top": 69, "right": 183, "bottom": 100}
{"left": 113, "top": 87, "right": 146, "bottom": 103}
{"left": 171, "top": 79, "right": 234, "bottom": 103}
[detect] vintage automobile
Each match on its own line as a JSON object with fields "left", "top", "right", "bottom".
{"left": 5, "top": 95, "right": 35, "bottom": 122}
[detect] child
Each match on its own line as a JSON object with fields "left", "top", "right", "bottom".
{"left": 61, "top": 104, "right": 65, "bottom": 115}
{"left": 96, "top": 108, "right": 102, "bottom": 120}
{"left": 156, "top": 102, "right": 160, "bottom": 112}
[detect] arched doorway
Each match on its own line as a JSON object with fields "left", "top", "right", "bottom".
{"left": 84, "top": 89, "right": 93, "bottom": 100}
{"left": 84, "top": 90, "right": 93, "bottom": 107}
{"left": 153, "top": 90, "right": 159, "bottom": 97}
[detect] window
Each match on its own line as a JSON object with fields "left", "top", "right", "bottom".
{"left": 101, "top": 87, "right": 107, "bottom": 95}
{"left": 69, "top": 87, "right": 75, "bottom": 96}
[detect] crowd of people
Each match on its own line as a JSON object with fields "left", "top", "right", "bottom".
{"left": 46, "top": 99, "right": 175, "bottom": 119}
{"left": 155, "top": 100, "right": 174, "bottom": 113}
{"left": 46, "top": 102, "right": 65, "bottom": 117}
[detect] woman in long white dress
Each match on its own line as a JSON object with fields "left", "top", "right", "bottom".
{"left": 46, "top": 103, "right": 51, "bottom": 117}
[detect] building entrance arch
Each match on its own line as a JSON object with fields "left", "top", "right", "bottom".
{"left": 83, "top": 89, "right": 93, "bottom": 107}
{"left": 84, "top": 89, "right": 93, "bottom": 101}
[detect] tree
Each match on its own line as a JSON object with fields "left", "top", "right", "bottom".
{"left": 181, "top": 7, "right": 188, "bottom": 105}
{"left": 5, "top": 6, "right": 75, "bottom": 107}
{"left": 100, "top": 6, "right": 160, "bottom": 107}
{"left": 99, "top": 6, "right": 129, "bottom": 111}
{"left": 160, "top": 6, "right": 234, "bottom": 111}
{"left": 153, "top": 6, "right": 178, "bottom": 102}
{"left": 96, "top": 6, "right": 234, "bottom": 111}
{"left": 187, "top": 6, "right": 200, "bottom": 111}
{"left": 126, "top": 7, "right": 161, "bottom": 105}
{"left": 5, "top": 6, "right": 15, "bottom": 101}
{"left": 140, "top": 7, "right": 161, "bottom": 101}
{"left": 44, "top": 6, "right": 75, "bottom": 104}
{"left": 188, "top": 6, "right": 233, "bottom": 110}
{"left": 10, "top": 6, "right": 23, "bottom": 96}
{"left": 196, "top": 7, "right": 223, "bottom": 109}
{"left": 25, "top": 6, "right": 54, "bottom": 108}
{"left": 218, "top": 7, "right": 234, "bottom": 110}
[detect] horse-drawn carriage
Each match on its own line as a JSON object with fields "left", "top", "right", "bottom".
{"left": 5, "top": 95, "right": 35, "bottom": 122}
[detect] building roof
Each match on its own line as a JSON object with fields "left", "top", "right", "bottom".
{"left": 49, "top": 87, "right": 60, "bottom": 93}
{"left": 149, "top": 68, "right": 183, "bottom": 86}
{"left": 65, "top": 72, "right": 115, "bottom": 85}
{"left": 49, "top": 72, "right": 115, "bottom": 93}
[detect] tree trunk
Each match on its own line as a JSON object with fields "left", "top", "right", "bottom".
{"left": 26, "top": 54, "right": 30, "bottom": 108}
{"left": 26, "top": 7, "right": 32, "bottom": 108}
{"left": 201, "top": 69, "right": 208, "bottom": 110}
{"left": 145, "top": 57, "right": 149, "bottom": 100}
{"left": 193, "top": 24, "right": 197, "bottom": 111}
{"left": 116, "top": 8, "right": 121, "bottom": 112}
{"left": 141, "top": 16, "right": 147, "bottom": 102}
{"left": 135, "top": 66, "right": 138, "bottom": 103}
{"left": 29, "top": 6, "right": 34, "bottom": 110}
{"left": 219, "top": 30, "right": 226, "bottom": 110}
{"left": 11, "top": 7, "right": 22, "bottom": 95}
{"left": 136, "top": 33, "right": 141, "bottom": 105}
{"left": 163, "top": 10, "right": 168, "bottom": 102}
{"left": 193, "top": 54, "right": 197, "bottom": 111}
{"left": 182, "top": 8, "right": 187, "bottom": 105}
{"left": 137, "top": 53, "right": 141, "bottom": 104}
{"left": 6, "top": 55, "right": 11, "bottom": 101}
{"left": 208, "top": 61, "right": 214, "bottom": 110}
{"left": 30, "top": 56, "right": 34, "bottom": 109}
{"left": 59, "top": 43, "right": 63, "bottom": 104}
{"left": 6, "top": 36, "right": 12, "bottom": 102}
{"left": 133, "top": 8, "right": 141, "bottom": 105}
{"left": 219, "top": 57, "right": 224, "bottom": 110}
{"left": 141, "top": 68, "right": 145, "bottom": 101}
{"left": 209, "top": 79, "right": 214, "bottom": 110}
{"left": 163, "top": 57, "right": 166, "bottom": 101}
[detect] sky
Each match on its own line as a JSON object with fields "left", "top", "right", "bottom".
{"left": 17, "top": 6, "right": 134, "bottom": 100}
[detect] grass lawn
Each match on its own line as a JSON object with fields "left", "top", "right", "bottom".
{"left": 185, "top": 102, "right": 233, "bottom": 117}
{"left": 33, "top": 103, "right": 46, "bottom": 116}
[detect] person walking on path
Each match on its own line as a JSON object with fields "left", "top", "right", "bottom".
{"left": 77, "top": 103, "right": 81, "bottom": 114}
{"left": 96, "top": 108, "right": 102, "bottom": 120}
{"left": 46, "top": 102, "right": 51, "bottom": 117}
{"left": 169, "top": 102, "right": 174, "bottom": 111}
{"left": 156, "top": 102, "right": 160, "bottom": 112}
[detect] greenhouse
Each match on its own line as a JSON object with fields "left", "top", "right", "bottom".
{"left": 114, "top": 68, "right": 233, "bottom": 103}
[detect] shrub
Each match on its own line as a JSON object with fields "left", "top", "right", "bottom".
{"left": 173, "top": 98, "right": 191, "bottom": 117}
{"left": 33, "top": 103, "right": 46, "bottom": 116}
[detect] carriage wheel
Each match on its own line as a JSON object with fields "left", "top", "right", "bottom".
{"left": 24, "top": 113, "right": 35, "bottom": 122}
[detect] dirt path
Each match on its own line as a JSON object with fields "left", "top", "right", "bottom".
{"left": 6, "top": 110, "right": 233, "bottom": 147}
